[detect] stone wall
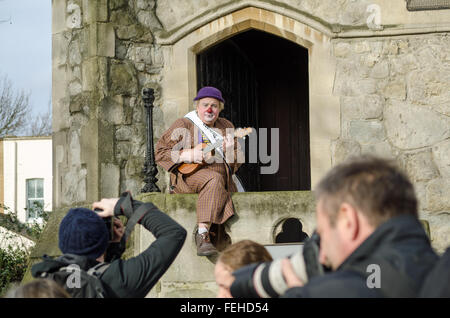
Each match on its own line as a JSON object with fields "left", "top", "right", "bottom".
{"left": 332, "top": 34, "right": 450, "bottom": 252}
{"left": 52, "top": 0, "right": 450, "bottom": 253}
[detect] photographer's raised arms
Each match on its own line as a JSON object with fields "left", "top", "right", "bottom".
{"left": 30, "top": 191, "right": 186, "bottom": 298}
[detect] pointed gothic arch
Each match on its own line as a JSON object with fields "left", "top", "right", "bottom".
{"left": 158, "top": 7, "right": 340, "bottom": 189}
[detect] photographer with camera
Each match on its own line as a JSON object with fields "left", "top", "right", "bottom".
{"left": 31, "top": 192, "right": 187, "bottom": 298}
{"left": 280, "top": 155, "right": 439, "bottom": 297}
{"left": 231, "top": 156, "right": 439, "bottom": 298}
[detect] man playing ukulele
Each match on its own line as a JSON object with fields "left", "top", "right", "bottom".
{"left": 155, "top": 87, "right": 245, "bottom": 256}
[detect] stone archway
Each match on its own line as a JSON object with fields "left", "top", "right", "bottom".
{"left": 157, "top": 6, "right": 340, "bottom": 189}
{"left": 196, "top": 29, "right": 311, "bottom": 191}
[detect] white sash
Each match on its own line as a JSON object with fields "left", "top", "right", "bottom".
{"left": 184, "top": 111, "right": 245, "bottom": 192}
{"left": 184, "top": 111, "right": 225, "bottom": 159}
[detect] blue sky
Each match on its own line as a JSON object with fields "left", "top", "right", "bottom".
{"left": 0, "top": 0, "right": 51, "bottom": 117}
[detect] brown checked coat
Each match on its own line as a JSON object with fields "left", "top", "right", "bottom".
{"left": 155, "top": 117, "right": 243, "bottom": 225}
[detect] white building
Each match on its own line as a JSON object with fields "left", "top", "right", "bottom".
{"left": 0, "top": 136, "right": 52, "bottom": 224}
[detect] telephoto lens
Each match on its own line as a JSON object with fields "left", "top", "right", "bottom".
{"left": 230, "top": 232, "right": 324, "bottom": 298}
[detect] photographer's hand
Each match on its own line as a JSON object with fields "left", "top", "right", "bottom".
{"left": 281, "top": 258, "right": 305, "bottom": 288}
{"left": 92, "top": 198, "right": 119, "bottom": 218}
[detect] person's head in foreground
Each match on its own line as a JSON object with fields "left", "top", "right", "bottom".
{"left": 5, "top": 279, "right": 71, "bottom": 298}
{"left": 313, "top": 155, "right": 419, "bottom": 270}
{"left": 215, "top": 240, "right": 273, "bottom": 298}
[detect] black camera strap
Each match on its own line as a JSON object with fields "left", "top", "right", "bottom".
{"left": 121, "top": 204, "right": 150, "bottom": 244}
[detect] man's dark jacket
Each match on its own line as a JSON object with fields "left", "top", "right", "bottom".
{"left": 282, "top": 215, "right": 438, "bottom": 298}
{"left": 32, "top": 195, "right": 187, "bottom": 298}
{"left": 419, "top": 247, "right": 450, "bottom": 298}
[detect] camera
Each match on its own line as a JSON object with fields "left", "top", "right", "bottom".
{"left": 230, "top": 232, "right": 325, "bottom": 298}
{"left": 94, "top": 208, "right": 114, "bottom": 241}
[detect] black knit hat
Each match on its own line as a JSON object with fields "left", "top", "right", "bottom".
{"left": 58, "top": 208, "right": 109, "bottom": 260}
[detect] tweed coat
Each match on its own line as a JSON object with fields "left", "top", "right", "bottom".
{"left": 155, "top": 116, "right": 243, "bottom": 224}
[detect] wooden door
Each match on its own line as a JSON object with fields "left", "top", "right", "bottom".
{"left": 197, "top": 30, "right": 310, "bottom": 191}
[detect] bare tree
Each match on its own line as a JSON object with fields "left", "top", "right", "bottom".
{"left": 0, "top": 74, "right": 31, "bottom": 137}
{"left": 25, "top": 100, "right": 52, "bottom": 136}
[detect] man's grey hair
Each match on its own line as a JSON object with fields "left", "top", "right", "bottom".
{"left": 314, "top": 155, "right": 418, "bottom": 227}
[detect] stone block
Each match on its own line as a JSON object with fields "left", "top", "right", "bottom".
{"left": 52, "top": 32, "right": 71, "bottom": 66}
{"left": 101, "top": 163, "right": 120, "bottom": 197}
{"left": 88, "top": 23, "right": 115, "bottom": 57}
{"left": 127, "top": 45, "right": 153, "bottom": 64}
{"left": 110, "top": 61, "right": 139, "bottom": 96}
{"left": 109, "top": 0, "right": 128, "bottom": 11}
{"left": 334, "top": 42, "right": 351, "bottom": 58}
{"left": 82, "top": 0, "right": 108, "bottom": 23}
{"left": 382, "top": 80, "right": 406, "bottom": 100}
{"left": 61, "top": 166, "right": 88, "bottom": 205}
{"left": 385, "top": 100, "right": 450, "bottom": 150}
{"left": 52, "top": 0, "right": 69, "bottom": 34}
{"left": 432, "top": 139, "right": 450, "bottom": 179}
{"left": 361, "top": 141, "right": 394, "bottom": 159}
{"left": 348, "top": 120, "right": 385, "bottom": 145}
{"left": 426, "top": 178, "right": 450, "bottom": 212}
{"left": 68, "top": 40, "right": 82, "bottom": 66}
{"left": 341, "top": 95, "right": 383, "bottom": 120}
{"left": 331, "top": 139, "right": 361, "bottom": 166}
{"left": 125, "top": 156, "right": 145, "bottom": 178}
{"left": 407, "top": 68, "right": 450, "bottom": 108}
{"left": 403, "top": 150, "right": 440, "bottom": 182}
{"left": 370, "top": 60, "right": 389, "bottom": 79}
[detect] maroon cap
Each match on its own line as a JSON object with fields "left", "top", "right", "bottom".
{"left": 193, "top": 86, "right": 225, "bottom": 103}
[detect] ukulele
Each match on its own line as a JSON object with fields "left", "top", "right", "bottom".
{"left": 177, "top": 127, "right": 253, "bottom": 175}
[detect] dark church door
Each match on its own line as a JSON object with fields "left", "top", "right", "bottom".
{"left": 197, "top": 30, "right": 310, "bottom": 191}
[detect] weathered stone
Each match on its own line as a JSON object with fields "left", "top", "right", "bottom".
{"left": 100, "top": 96, "right": 127, "bottom": 125}
{"left": 390, "top": 54, "right": 418, "bottom": 76}
{"left": 370, "top": 60, "right": 389, "bottom": 79}
{"left": 127, "top": 45, "right": 153, "bottom": 64}
{"left": 125, "top": 156, "right": 145, "bottom": 178}
{"left": 137, "top": 0, "right": 149, "bottom": 10}
{"left": 407, "top": 68, "right": 450, "bottom": 108}
{"left": 137, "top": 10, "right": 162, "bottom": 30}
{"left": 116, "top": 25, "right": 142, "bottom": 40}
{"left": 426, "top": 178, "right": 450, "bottom": 212}
{"left": 109, "top": 0, "right": 127, "bottom": 10}
{"left": 402, "top": 150, "right": 440, "bottom": 182}
{"left": 348, "top": 120, "right": 385, "bottom": 144}
{"left": 385, "top": 100, "right": 450, "bottom": 150}
{"left": 61, "top": 167, "right": 87, "bottom": 205}
{"left": 69, "top": 93, "right": 88, "bottom": 114}
{"left": 414, "top": 181, "right": 428, "bottom": 211}
{"left": 432, "top": 139, "right": 450, "bottom": 178}
{"left": 116, "top": 141, "right": 132, "bottom": 162}
{"left": 110, "top": 62, "right": 139, "bottom": 95}
{"left": 341, "top": 95, "right": 384, "bottom": 120}
{"left": 353, "top": 41, "right": 371, "bottom": 54}
{"left": 101, "top": 163, "right": 120, "bottom": 197}
{"left": 87, "top": 22, "right": 115, "bottom": 58}
{"left": 361, "top": 52, "right": 381, "bottom": 67}
{"left": 82, "top": 0, "right": 108, "bottom": 23}
{"left": 331, "top": 139, "right": 361, "bottom": 165}
{"left": 53, "top": 32, "right": 71, "bottom": 66}
{"left": 116, "top": 126, "right": 133, "bottom": 141}
{"left": 334, "top": 42, "right": 351, "bottom": 58}
{"left": 361, "top": 141, "right": 394, "bottom": 158}
{"left": 68, "top": 40, "right": 82, "bottom": 66}
{"left": 382, "top": 80, "right": 406, "bottom": 100}
{"left": 110, "top": 10, "right": 134, "bottom": 26}
{"left": 69, "top": 81, "right": 83, "bottom": 96}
